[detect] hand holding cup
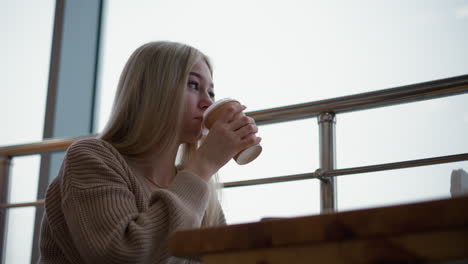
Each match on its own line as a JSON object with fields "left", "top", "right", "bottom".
{"left": 203, "top": 98, "right": 262, "bottom": 165}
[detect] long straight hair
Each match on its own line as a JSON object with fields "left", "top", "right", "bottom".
{"left": 100, "top": 41, "right": 221, "bottom": 226}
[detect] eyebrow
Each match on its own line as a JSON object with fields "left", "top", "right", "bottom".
{"left": 189, "top": 72, "right": 214, "bottom": 89}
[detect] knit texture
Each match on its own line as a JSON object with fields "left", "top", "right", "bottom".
{"left": 38, "top": 138, "right": 225, "bottom": 264}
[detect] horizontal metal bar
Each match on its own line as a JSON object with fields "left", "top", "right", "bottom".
{"left": 325, "top": 152, "right": 468, "bottom": 178}
{"left": 222, "top": 172, "right": 318, "bottom": 188}
{"left": 1, "top": 200, "right": 44, "bottom": 209}
{"left": 222, "top": 153, "right": 468, "bottom": 188}
{"left": 2, "top": 153, "right": 466, "bottom": 207}
{"left": 1, "top": 75, "right": 467, "bottom": 157}
{"left": 248, "top": 74, "right": 468, "bottom": 125}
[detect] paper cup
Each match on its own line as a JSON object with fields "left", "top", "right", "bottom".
{"left": 203, "top": 98, "right": 262, "bottom": 165}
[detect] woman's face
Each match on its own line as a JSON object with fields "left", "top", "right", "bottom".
{"left": 179, "top": 59, "right": 215, "bottom": 144}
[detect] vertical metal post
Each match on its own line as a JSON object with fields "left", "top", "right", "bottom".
{"left": 0, "top": 155, "right": 11, "bottom": 264}
{"left": 318, "top": 112, "right": 337, "bottom": 213}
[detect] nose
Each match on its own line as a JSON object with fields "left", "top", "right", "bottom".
{"left": 199, "top": 93, "right": 214, "bottom": 110}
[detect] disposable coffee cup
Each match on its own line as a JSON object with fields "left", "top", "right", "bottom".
{"left": 203, "top": 98, "right": 262, "bottom": 165}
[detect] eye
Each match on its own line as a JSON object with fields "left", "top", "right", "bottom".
{"left": 208, "top": 91, "right": 215, "bottom": 99}
{"left": 188, "top": 81, "right": 199, "bottom": 90}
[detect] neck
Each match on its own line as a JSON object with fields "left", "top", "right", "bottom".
{"left": 126, "top": 144, "right": 179, "bottom": 188}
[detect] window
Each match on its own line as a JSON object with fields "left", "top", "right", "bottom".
{"left": 95, "top": 0, "right": 468, "bottom": 223}
{"left": 1, "top": 1, "right": 55, "bottom": 262}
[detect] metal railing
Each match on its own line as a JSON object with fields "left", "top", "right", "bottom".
{"left": 1, "top": 74, "right": 468, "bottom": 238}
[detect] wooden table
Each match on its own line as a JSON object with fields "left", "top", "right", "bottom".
{"left": 170, "top": 196, "right": 468, "bottom": 263}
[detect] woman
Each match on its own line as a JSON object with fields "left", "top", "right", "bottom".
{"left": 39, "top": 41, "right": 261, "bottom": 263}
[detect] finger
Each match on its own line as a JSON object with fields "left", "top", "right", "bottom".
{"left": 236, "top": 123, "right": 258, "bottom": 139}
{"left": 230, "top": 115, "right": 254, "bottom": 131}
{"left": 240, "top": 135, "right": 262, "bottom": 150}
{"left": 230, "top": 111, "right": 245, "bottom": 125}
{"left": 219, "top": 103, "right": 246, "bottom": 123}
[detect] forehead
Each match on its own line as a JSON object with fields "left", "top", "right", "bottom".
{"left": 191, "top": 60, "right": 212, "bottom": 79}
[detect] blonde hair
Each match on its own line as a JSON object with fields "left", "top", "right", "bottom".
{"left": 100, "top": 41, "right": 221, "bottom": 226}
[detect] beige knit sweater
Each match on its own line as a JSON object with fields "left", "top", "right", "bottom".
{"left": 38, "top": 138, "right": 225, "bottom": 263}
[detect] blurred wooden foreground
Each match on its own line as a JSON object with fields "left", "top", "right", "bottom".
{"left": 170, "top": 196, "right": 468, "bottom": 263}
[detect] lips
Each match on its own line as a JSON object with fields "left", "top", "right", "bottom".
{"left": 194, "top": 116, "right": 203, "bottom": 121}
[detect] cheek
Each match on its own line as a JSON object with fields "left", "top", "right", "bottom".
{"left": 184, "top": 93, "right": 198, "bottom": 110}
{"left": 181, "top": 96, "right": 192, "bottom": 116}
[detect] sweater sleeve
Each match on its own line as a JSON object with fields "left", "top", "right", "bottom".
{"left": 60, "top": 139, "right": 209, "bottom": 263}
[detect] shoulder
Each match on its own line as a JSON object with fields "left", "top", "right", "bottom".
{"left": 67, "top": 137, "right": 118, "bottom": 158}
{"left": 65, "top": 137, "right": 126, "bottom": 166}
{"left": 62, "top": 137, "right": 131, "bottom": 188}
